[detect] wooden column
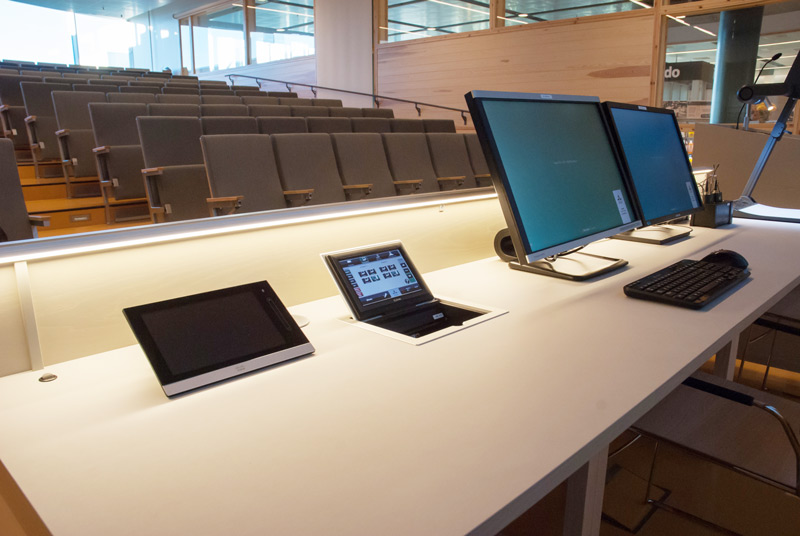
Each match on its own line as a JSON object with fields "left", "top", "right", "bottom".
{"left": 490, "top": 0, "right": 506, "bottom": 29}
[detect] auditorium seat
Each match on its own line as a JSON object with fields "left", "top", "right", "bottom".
{"left": 331, "top": 133, "right": 396, "bottom": 199}
{"left": 198, "top": 81, "right": 229, "bottom": 88}
{"left": 164, "top": 80, "right": 199, "bottom": 87}
{"left": 137, "top": 116, "right": 218, "bottom": 222}
{"left": 200, "top": 104, "right": 248, "bottom": 117}
{"left": 0, "top": 74, "right": 41, "bottom": 151}
{"left": 291, "top": 105, "right": 328, "bottom": 118}
{"left": 312, "top": 98, "right": 343, "bottom": 107}
{"left": 20, "top": 81, "right": 73, "bottom": 176}
{"left": 19, "top": 70, "right": 46, "bottom": 79}
{"left": 169, "top": 75, "right": 198, "bottom": 81}
{"left": 162, "top": 87, "right": 200, "bottom": 95}
{"left": 52, "top": 90, "right": 107, "bottom": 186}
{"left": 0, "top": 138, "right": 49, "bottom": 240}
{"left": 61, "top": 73, "right": 98, "bottom": 80}
{"left": 200, "top": 116, "right": 257, "bottom": 135}
{"left": 201, "top": 95, "right": 242, "bottom": 105}
{"left": 248, "top": 104, "right": 291, "bottom": 117}
{"left": 362, "top": 108, "right": 394, "bottom": 118}
{"left": 199, "top": 89, "right": 235, "bottom": 96}
{"left": 234, "top": 90, "right": 267, "bottom": 98}
{"left": 279, "top": 97, "right": 313, "bottom": 106}
{"left": 329, "top": 107, "right": 363, "bottom": 118}
{"left": 119, "top": 85, "right": 159, "bottom": 94}
{"left": 257, "top": 117, "right": 308, "bottom": 134}
{"left": 423, "top": 119, "right": 457, "bottom": 133}
{"left": 463, "top": 133, "right": 493, "bottom": 187}
{"left": 267, "top": 91, "right": 298, "bottom": 98}
{"left": 146, "top": 103, "right": 200, "bottom": 116}
{"left": 72, "top": 84, "right": 118, "bottom": 93}
{"left": 272, "top": 133, "right": 352, "bottom": 206}
{"left": 89, "top": 79, "right": 125, "bottom": 87}
{"left": 306, "top": 117, "right": 352, "bottom": 133}
{"left": 390, "top": 118, "right": 425, "bottom": 133}
{"left": 241, "top": 96, "right": 279, "bottom": 106}
{"left": 0, "top": 68, "right": 18, "bottom": 75}
{"left": 128, "top": 80, "right": 164, "bottom": 88}
{"left": 107, "top": 92, "right": 156, "bottom": 104}
{"left": 155, "top": 94, "right": 201, "bottom": 104}
{"left": 351, "top": 117, "right": 391, "bottom": 133}
{"left": 100, "top": 75, "right": 130, "bottom": 82}
{"left": 200, "top": 134, "right": 287, "bottom": 213}
{"left": 89, "top": 102, "right": 148, "bottom": 220}
{"left": 381, "top": 133, "right": 439, "bottom": 194}
{"left": 425, "top": 133, "right": 477, "bottom": 190}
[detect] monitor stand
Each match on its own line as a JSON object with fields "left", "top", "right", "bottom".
{"left": 611, "top": 224, "right": 691, "bottom": 245}
{"left": 509, "top": 251, "right": 627, "bottom": 281}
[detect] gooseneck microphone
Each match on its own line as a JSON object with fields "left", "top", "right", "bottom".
{"left": 737, "top": 53, "right": 785, "bottom": 104}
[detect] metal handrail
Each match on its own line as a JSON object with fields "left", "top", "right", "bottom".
{"left": 226, "top": 73, "right": 469, "bottom": 125}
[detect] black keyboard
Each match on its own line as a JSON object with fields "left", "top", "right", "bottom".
{"left": 624, "top": 259, "right": 750, "bottom": 309}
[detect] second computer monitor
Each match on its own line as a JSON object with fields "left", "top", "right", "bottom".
{"left": 604, "top": 102, "right": 703, "bottom": 231}
{"left": 466, "top": 90, "right": 641, "bottom": 280}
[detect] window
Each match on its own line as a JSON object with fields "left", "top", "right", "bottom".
{"left": 180, "top": 18, "right": 194, "bottom": 73}
{"left": 246, "top": 0, "right": 315, "bottom": 64}
{"left": 0, "top": 0, "right": 75, "bottom": 65}
{"left": 74, "top": 13, "right": 139, "bottom": 67}
{"left": 192, "top": 3, "right": 246, "bottom": 73}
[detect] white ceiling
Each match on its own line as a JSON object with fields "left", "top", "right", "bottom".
{"left": 10, "top": 0, "right": 178, "bottom": 19}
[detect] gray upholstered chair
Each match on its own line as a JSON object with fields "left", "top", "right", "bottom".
{"left": 267, "top": 91, "right": 298, "bottom": 98}
{"left": 313, "top": 98, "right": 343, "bottom": 107}
{"left": 200, "top": 104, "right": 248, "bottom": 117}
{"left": 381, "top": 133, "right": 439, "bottom": 194}
{"left": 128, "top": 80, "right": 164, "bottom": 88}
{"left": 199, "top": 89, "right": 235, "bottom": 96}
{"left": 146, "top": 103, "right": 200, "bottom": 117}
{"left": 72, "top": 84, "right": 118, "bottom": 93}
{"left": 306, "top": 117, "right": 352, "bottom": 133}
{"left": 200, "top": 134, "right": 288, "bottom": 213}
{"left": 200, "top": 116, "right": 257, "bottom": 135}
{"left": 107, "top": 92, "right": 157, "bottom": 104}
{"left": 162, "top": 87, "right": 200, "bottom": 95}
{"left": 351, "top": 117, "right": 391, "bottom": 133}
{"left": 426, "top": 133, "right": 477, "bottom": 190}
{"left": 0, "top": 138, "right": 49, "bottom": 240}
{"left": 331, "top": 133, "right": 396, "bottom": 199}
{"left": 248, "top": 104, "right": 291, "bottom": 117}
{"left": 257, "top": 117, "right": 307, "bottom": 134}
{"left": 362, "top": 107, "right": 394, "bottom": 118}
{"left": 241, "top": 96, "right": 279, "bottom": 106}
{"left": 390, "top": 118, "right": 425, "bottom": 133}
{"left": 20, "top": 81, "right": 73, "bottom": 177}
{"left": 155, "top": 94, "right": 201, "bottom": 104}
{"left": 88, "top": 79, "right": 125, "bottom": 87}
{"left": 52, "top": 90, "right": 107, "bottom": 189}
{"left": 119, "top": 85, "right": 159, "bottom": 94}
{"left": 0, "top": 75, "right": 41, "bottom": 151}
{"left": 271, "top": 133, "right": 350, "bottom": 206}
{"left": 329, "top": 107, "right": 363, "bottom": 118}
{"left": 278, "top": 97, "right": 313, "bottom": 106}
{"left": 235, "top": 90, "right": 268, "bottom": 98}
{"left": 291, "top": 105, "right": 329, "bottom": 118}
{"left": 201, "top": 95, "right": 242, "bottom": 105}
{"left": 463, "top": 133, "right": 492, "bottom": 187}
{"left": 423, "top": 119, "right": 457, "bottom": 133}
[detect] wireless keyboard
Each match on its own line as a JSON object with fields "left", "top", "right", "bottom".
{"left": 624, "top": 259, "right": 750, "bottom": 309}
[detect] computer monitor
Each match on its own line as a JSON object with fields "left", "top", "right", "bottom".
{"left": 465, "top": 90, "right": 641, "bottom": 280}
{"left": 603, "top": 102, "right": 703, "bottom": 244}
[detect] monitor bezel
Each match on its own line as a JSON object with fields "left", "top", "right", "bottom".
{"left": 322, "top": 241, "right": 434, "bottom": 321}
{"left": 465, "top": 90, "right": 642, "bottom": 265}
{"left": 123, "top": 281, "right": 313, "bottom": 396}
{"left": 602, "top": 101, "right": 703, "bottom": 227}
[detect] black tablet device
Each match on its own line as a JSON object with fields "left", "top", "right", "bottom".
{"left": 123, "top": 281, "right": 314, "bottom": 397}
{"left": 322, "top": 241, "right": 435, "bottom": 321}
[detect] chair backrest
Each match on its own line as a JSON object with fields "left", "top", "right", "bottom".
{"left": 267, "top": 91, "right": 297, "bottom": 98}
{"left": 329, "top": 107, "right": 363, "bottom": 118}
{"left": 313, "top": 99, "right": 343, "bottom": 107}
{"left": 99, "top": 75, "right": 129, "bottom": 82}
{"left": 198, "top": 80, "right": 229, "bottom": 88}
{"left": 331, "top": 133, "right": 396, "bottom": 198}
{"left": 241, "top": 96, "right": 279, "bottom": 106}
{"left": 201, "top": 134, "right": 287, "bottom": 213}
{"left": 128, "top": 80, "right": 164, "bottom": 87}
{"left": 200, "top": 116, "right": 258, "bottom": 135}
{"left": 61, "top": 73, "right": 97, "bottom": 80}
{"left": 156, "top": 94, "right": 201, "bottom": 104}
{"left": 0, "top": 68, "right": 18, "bottom": 75}
{"left": 271, "top": 133, "right": 347, "bottom": 205}
{"left": 278, "top": 97, "right": 313, "bottom": 106}
{"left": 89, "top": 102, "right": 147, "bottom": 146}
{"left": 424, "top": 119, "right": 457, "bottom": 133}
{"left": 0, "top": 75, "right": 41, "bottom": 106}
{"left": 257, "top": 117, "right": 308, "bottom": 134}
{"left": 200, "top": 104, "right": 248, "bottom": 117}
{"left": 306, "top": 117, "right": 352, "bottom": 133}
{"left": 234, "top": 90, "right": 267, "bottom": 98}
{"left": 107, "top": 92, "right": 157, "bottom": 104}
{"left": 52, "top": 90, "right": 107, "bottom": 130}
{"left": 381, "top": 133, "right": 438, "bottom": 193}
{"left": 88, "top": 78, "right": 125, "bottom": 87}
{"left": 463, "top": 133, "right": 490, "bottom": 176}
{"left": 199, "top": 89, "right": 235, "bottom": 96}
{"left": 0, "top": 138, "right": 34, "bottom": 241}
{"left": 147, "top": 103, "right": 200, "bottom": 117}
{"left": 20, "top": 81, "right": 72, "bottom": 116}
{"left": 162, "top": 87, "right": 200, "bottom": 95}
{"left": 119, "top": 85, "right": 159, "bottom": 94}
{"left": 291, "top": 105, "right": 328, "bottom": 117}
{"left": 362, "top": 108, "right": 394, "bottom": 118}
{"left": 18, "top": 70, "right": 46, "bottom": 79}
{"left": 426, "top": 133, "right": 477, "bottom": 189}
{"left": 201, "top": 95, "right": 242, "bottom": 105}
{"left": 73, "top": 84, "right": 118, "bottom": 93}
{"left": 165, "top": 81, "right": 200, "bottom": 88}
{"left": 248, "top": 105, "right": 291, "bottom": 117}
{"left": 351, "top": 117, "right": 391, "bottom": 133}
{"left": 390, "top": 119, "right": 425, "bottom": 133}
{"left": 137, "top": 116, "right": 203, "bottom": 167}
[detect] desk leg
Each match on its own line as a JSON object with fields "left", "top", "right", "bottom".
{"left": 563, "top": 445, "right": 608, "bottom": 536}
{"left": 713, "top": 338, "right": 739, "bottom": 380}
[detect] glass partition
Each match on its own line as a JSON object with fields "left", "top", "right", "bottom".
{"left": 380, "top": 0, "right": 491, "bottom": 43}
{"left": 192, "top": 3, "right": 246, "bottom": 73}
{"left": 500, "top": 0, "right": 650, "bottom": 25}
{"left": 75, "top": 13, "right": 139, "bottom": 68}
{"left": 180, "top": 18, "right": 194, "bottom": 73}
{"left": 0, "top": 0, "right": 76, "bottom": 65}
{"left": 247, "top": 0, "right": 315, "bottom": 64}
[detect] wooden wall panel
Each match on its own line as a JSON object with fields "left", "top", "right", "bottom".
{"left": 377, "top": 12, "right": 654, "bottom": 122}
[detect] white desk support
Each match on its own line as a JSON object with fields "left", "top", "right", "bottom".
{"left": 1, "top": 220, "right": 799, "bottom": 536}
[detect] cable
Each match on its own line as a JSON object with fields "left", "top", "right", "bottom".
{"left": 737, "top": 52, "right": 782, "bottom": 129}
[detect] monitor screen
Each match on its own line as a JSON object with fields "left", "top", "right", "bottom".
{"left": 604, "top": 103, "right": 702, "bottom": 226}
{"left": 466, "top": 91, "right": 640, "bottom": 264}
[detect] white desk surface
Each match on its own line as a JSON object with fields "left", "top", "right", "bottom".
{"left": 1, "top": 219, "right": 799, "bottom": 536}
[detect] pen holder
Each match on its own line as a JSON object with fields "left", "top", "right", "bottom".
{"left": 692, "top": 198, "right": 732, "bottom": 228}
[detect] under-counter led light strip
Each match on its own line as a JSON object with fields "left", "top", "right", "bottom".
{"left": 0, "top": 193, "right": 498, "bottom": 265}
